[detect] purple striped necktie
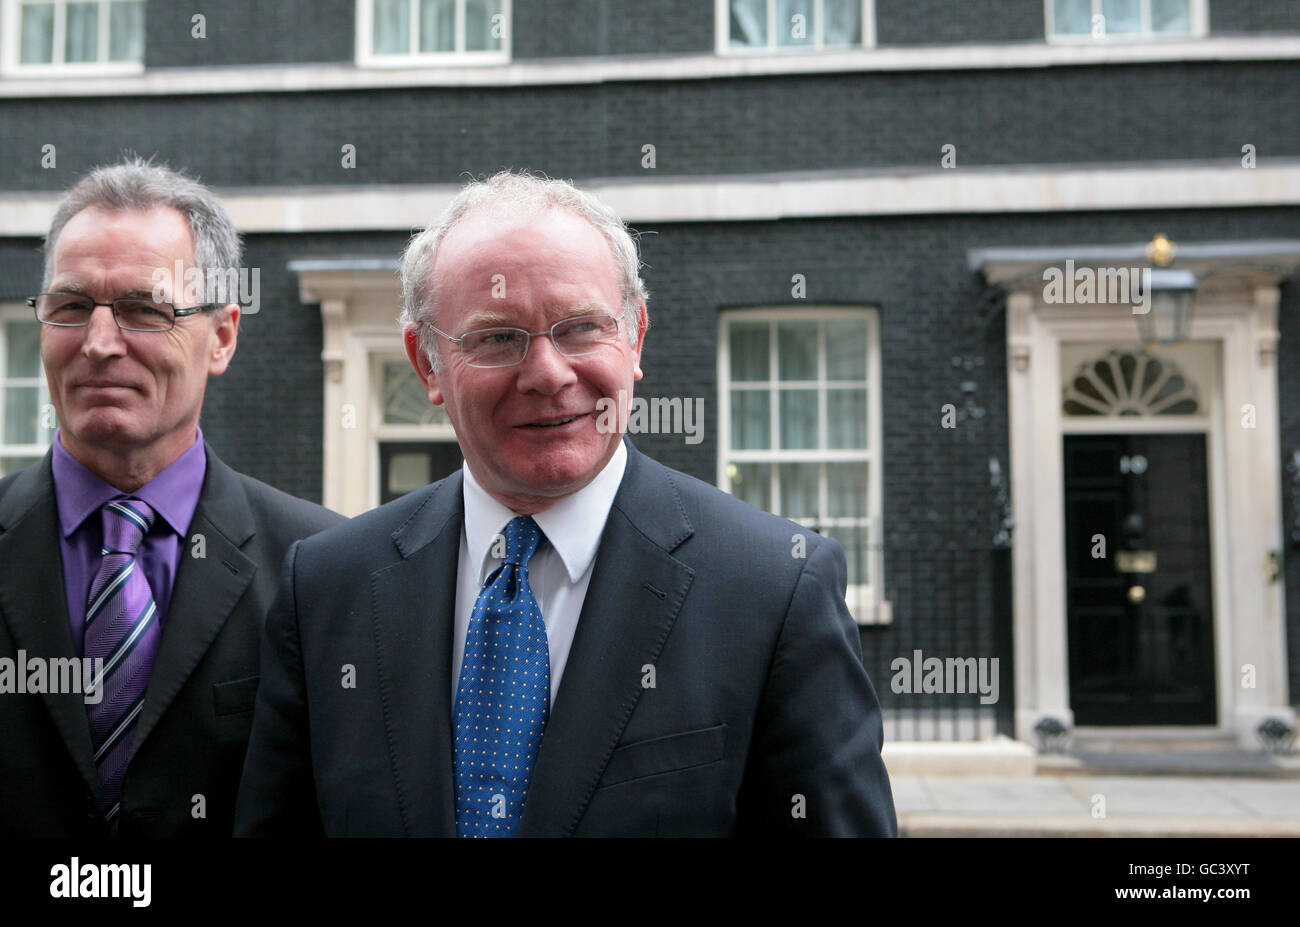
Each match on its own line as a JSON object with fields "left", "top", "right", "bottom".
{"left": 84, "top": 498, "right": 160, "bottom": 829}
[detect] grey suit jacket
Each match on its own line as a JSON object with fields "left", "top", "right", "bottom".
{"left": 235, "top": 438, "right": 896, "bottom": 836}
{"left": 0, "top": 444, "right": 343, "bottom": 837}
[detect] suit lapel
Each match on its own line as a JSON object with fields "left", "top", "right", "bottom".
{"left": 370, "top": 474, "right": 462, "bottom": 836}
{"left": 519, "top": 442, "right": 696, "bottom": 836}
{"left": 131, "top": 447, "right": 256, "bottom": 757}
{"left": 0, "top": 454, "right": 100, "bottom": 798}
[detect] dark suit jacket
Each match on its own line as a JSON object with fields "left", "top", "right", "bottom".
{"left": 235, "top": 439, "right": 897, "bottom": 836}
{"left": 0, "top": 444, "right": 343, "bottom": 837}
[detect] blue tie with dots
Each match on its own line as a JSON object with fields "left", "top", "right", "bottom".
{"left": 454, "top": 515, "right": 550, "bottom": 837}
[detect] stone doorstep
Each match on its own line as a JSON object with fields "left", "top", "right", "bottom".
{"left": 1036, "top": 751, "right": 1300, "bottom": 778}
{"left": 898, "top": 814, "right": 1300, "bottom": 838}
{"left": 882, "top": 736, "right": 1037, "bottom": 777}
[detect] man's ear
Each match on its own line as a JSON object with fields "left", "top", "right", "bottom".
{"left": 208, "top": 304, "right": 240, "bottom": 376}
{"left": 631, "top": 300, "right": 647, "bottom": 382}
{"left": 403, "top": 322, "right": 444, "bottom": 405}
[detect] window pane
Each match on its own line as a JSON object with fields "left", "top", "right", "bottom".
{"left": 730, "top": 390, "right": 770, "bottom": 449}
{"left": 1101, "top": 0, "right": 1141, "bottom": 34}
{"left": 1051, "top": 0, "right": 1091, "bottom": 35}
{"left": 1150, "top": 0, "right": 1191, "bottom": 33}
{"left": 777, "top": 321, "right": 817, "bottom": 381}
{"left": 827, "top": 388, "right": 867, "bottom": 449}
{"left": 778, "top": 462, "right": 818, "bottom": 520}
{"left": 20, "top": 2, "right": 54, "bottom": 63}
{"left": 779, "top": 389, "right": 817, "bottom": 449}
{"left": 465, "top": 0, "right": 502, "bottom": 50}
{"left": 108, "top": 0, "right": 144, "bottom": 61}
{"left": 730, "top": 461, "right": 770, "bottom": 510}
{"left": 5, "top": 321, "right": 42, "bottom": 378}
{"left": 776, "top": 0, "right": 813, "bottom": 47}
{"left": 729, "top": 321, "right": 769, "bottom": 381}
{"left": 4, "top": 385, "right": 40, "bottom": 445}
{"left": 65, "top": 2, "right": 99, "bottom": 62}
{"left": 824, "top": 0, "right": 862, "bottom": 46}
{"left": 827, "top": 462, "right": 867, "bottom": 517}
{"left": 373, "top": 0, "right": 410, "bottom": 54}
{"left": 388, "top": 451, "right": 431, "bottom": 495}
{"left": 383, "top": 360, "right": 450, "bottom": 425}
{"left": 730, "top": 0, "right": 767, "bottom": 47}
{"left": 825, "top": 318, "right": 866, "bottom": 380}
{"left": 419, "top": 0, "right": 455, "bottom": 52}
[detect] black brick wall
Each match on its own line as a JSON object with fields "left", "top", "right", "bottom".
{"left": 145, "top": 0, "right": 355, "bottom": 67}
{"left": 607, "top": 1, "right": 715, "bottom": 56}
{"left": 876, "top": 0, "right": 1043, "bottom": 45}
{"left": 5, "top": 204, "right": 1296, "bottom": 704}
{"left": 1211, "top": 0, "right": 1300, "bottom": 34}
{"left": 515, "top": 0, "right": 716, "bottom": 58}
{"left": 133, "top": 0, "right": 1300, "bottom": 68}
{"left": 620, "top": 205, "right": 1300, "bottom": 704}
{"left": 3, "top": 60, "right": 1297, "bottom": 193}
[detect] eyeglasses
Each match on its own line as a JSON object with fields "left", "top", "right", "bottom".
{"left": 28, "top": 293, "right": 221, "bottom": 333}
{"left": 428, "top": 313, "right": 624, "bottom": 368}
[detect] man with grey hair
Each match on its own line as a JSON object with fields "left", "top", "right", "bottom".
{"left": 0, "top": 157, "right": 341, "bottom": 837}
{"left": 237, "top": 171, "right": 896, "bottom": 837}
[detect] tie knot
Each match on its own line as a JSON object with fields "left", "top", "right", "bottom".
{"left": 501, "top": 515, "right": 542, "bottom": 568}
{"left": 100, "top": 499, "right": 155, "bottom": 555}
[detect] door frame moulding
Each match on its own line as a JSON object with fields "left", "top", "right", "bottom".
{"left": 973, "top": 241, "right": 1300, "bottom": 749}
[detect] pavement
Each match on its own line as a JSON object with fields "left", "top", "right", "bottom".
{"left": 891, "top": 751, "right": 1300, "bottom": 837}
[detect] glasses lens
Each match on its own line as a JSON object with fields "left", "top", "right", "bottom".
{"left": 114, "top": 299, "right": 176, "bottom": 331}
{"left": 36, "top": 293, "right": 93, "bottom": 325}
{"left": 461, "top": 328, "right": 527, "bottom": 367}
{"left": 553, "top": 315, "right": 619, "bottom": 356}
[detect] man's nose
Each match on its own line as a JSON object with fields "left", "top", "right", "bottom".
{"left": 81, "top": 305, "right": 128, "bottom": 359}
{"left": 515, "top": 332, "right": 578, "bottom": 393}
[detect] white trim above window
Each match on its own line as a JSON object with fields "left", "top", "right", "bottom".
{"left": 4, "top": 34, "right": 1295, "bottom": 94}
{"left": 356, "top": 0, "right": 510, "bottom": 68}
{"left": 717, "top": 0, "right": 875, "bottom": 54}
{"left": 1045, "top": 0, "right": 1208, "bottom": 43}
{"left": 718, "top": 306, "right": 889, "bottom": 624}
{"left": 5, "top": 162, "right": 1300, "bottom": 236}
{"left": 1, "top": 0, "right": 144, "bottom": 78}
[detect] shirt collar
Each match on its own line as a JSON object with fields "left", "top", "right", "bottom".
{"left": 462, "top": 440, "right": 628, "bottom": 585}
{"left": 51, "top": 426, "right": 208, "bottom": 539}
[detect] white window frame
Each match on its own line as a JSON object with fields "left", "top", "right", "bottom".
{"left": 356, "top": 0, "right": 511, "bottom": 68}
{"left": 1045, "top": 0, "right": 1208, "bottom": 43}
{"left": 716, "top": 0, "right": 875, "bottom": 55}
{"left": 0, "top": 303, "right": 52, "bottom": 474}
{"left": 717, "top": 306, "right": 889, "bottom": 624}
{"left": 1, "top": 0, "right": 144, "bottom": 78}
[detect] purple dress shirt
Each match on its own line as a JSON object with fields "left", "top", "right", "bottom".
{"left": 52, "top": 427, "right": 206, "bottom": 657}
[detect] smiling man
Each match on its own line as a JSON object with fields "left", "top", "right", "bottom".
{"left": 0, "top": 158, "right": 342, "bottom": 837}
{"left": 235, "top": 171, "right": 896, "bottom": 837}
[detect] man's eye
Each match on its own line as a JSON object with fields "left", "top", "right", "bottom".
{"left": 121, "top": 301, "right": 166, "bottom": 316}
{"left": 481, "top": 331, "right": 518, "bottom": 345}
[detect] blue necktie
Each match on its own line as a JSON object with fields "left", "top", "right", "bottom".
{"left": 453, "top": 515, "right": 550, "bottom": 837}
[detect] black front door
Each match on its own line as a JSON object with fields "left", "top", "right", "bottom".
{"left": 1064, "top": 433, "right": 1216, "bottom": 725}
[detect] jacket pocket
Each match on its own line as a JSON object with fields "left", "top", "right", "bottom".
{"left": 597, "top": 723, "right": 726, "bottom": 789}
{"left": 212, "top": 675, "right": 260, "bottom": 716}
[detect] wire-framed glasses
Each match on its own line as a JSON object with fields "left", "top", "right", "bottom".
{"left": 429, "top": 312, "right": 624, "bottom": 368}
{"left": 28, "top": 292, "right": 221, "bottom": 333}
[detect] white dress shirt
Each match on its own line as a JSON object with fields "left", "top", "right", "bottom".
{"left": 452, "top": 440, "right": 628, "bottom": 707}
